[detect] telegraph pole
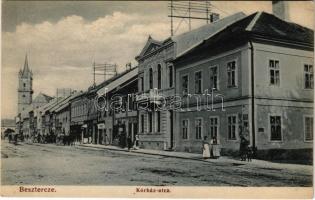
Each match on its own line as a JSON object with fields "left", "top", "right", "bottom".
{"left": 92, "top": 62, "right": 117, "bottom": 85}
{"left": 168, "top": 0, "right": 219, "bottom": 36}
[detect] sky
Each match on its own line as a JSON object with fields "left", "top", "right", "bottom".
{"left": 1, "top": 1, "right": 314, "bottom": 119}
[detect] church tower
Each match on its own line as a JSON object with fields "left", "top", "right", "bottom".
{"left": 17, "top": 54, "right": 33, "bottom": 114}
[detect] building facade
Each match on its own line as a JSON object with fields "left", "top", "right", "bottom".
{"left": 70, "top": 92, "right": 88, "bottom": 143}
{"left": 173, "top": 12, "right": 313, "bottom": 159}
{"left": 96, "top": 67, "right": 139, "bottom": 146}
{"left": 135, "top": 12, "right": 246, "bottom": 150}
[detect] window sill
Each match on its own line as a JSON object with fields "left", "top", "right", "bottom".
{"left": 208, "top": 88, "right": 219, "bottom": 91}
{"left": 269, "top": 84, "right": 280, "bottom": 87}
{"left": 269, "top": 140, "right": 283, "bottom": 143}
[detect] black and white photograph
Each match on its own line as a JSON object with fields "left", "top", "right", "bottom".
{"left": 1, "top": 0, "right": 313, "bottom": 198}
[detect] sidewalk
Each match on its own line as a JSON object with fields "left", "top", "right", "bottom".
{"left": 78, "top": 143, "right": 312, "bottom": 172}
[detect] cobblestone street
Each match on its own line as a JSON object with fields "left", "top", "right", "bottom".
{"left": 1, "top": 141, "right": 312, "bottom": 186}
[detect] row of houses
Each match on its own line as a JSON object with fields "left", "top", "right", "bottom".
{"left": 16, "top": 8, "right": 313, "bottom": 160}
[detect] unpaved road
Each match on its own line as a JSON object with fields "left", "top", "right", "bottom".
{"left": 1, "top": 141, "right": 312, "bottom": 186}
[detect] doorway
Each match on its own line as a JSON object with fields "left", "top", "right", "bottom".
{"left": 169, "top": 110, "right": 174, "bottom": 149}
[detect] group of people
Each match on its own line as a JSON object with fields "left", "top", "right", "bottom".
{"left": 118, "top": 133, "right": 140, "bottom": 151}
{"left": 239, "top": 135, "right": 253, "bottom": 162}
{"left": 202, "top": 134, "right": 254, "bottom": 161}
{"left": 202, "top": 136, "right": 220, "bottom": 159}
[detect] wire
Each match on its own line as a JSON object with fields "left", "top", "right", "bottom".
{"left": 210, "top": 3, "right": 231, "bottom": 15}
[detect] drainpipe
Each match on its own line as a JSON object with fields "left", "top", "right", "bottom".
{"left": 249, "top": 40, "right": 256, "bottom": 157}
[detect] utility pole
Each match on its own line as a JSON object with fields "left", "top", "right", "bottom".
{"left": 188, "top": 0, "right": 191, "bottom": 31}
{"left": 168, "top": 0, "right": 219, "bottom": 36}
{"left": 170, "top": 0, "right": 174, "bottom": 36}
{"left": 93, "top": 61, "right": 96, "bottom": 86}
{"left": 92, "top": 62, "right": 117, "bottom": 86}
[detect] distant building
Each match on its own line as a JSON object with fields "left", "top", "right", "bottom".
{"left": 70, "top": 92, "right": 88, "bottom": 143}
{"left": 97, "top": 67, "right": 138, "bottom": 147}
{"left": 1, "top": 119, "right": 16, "bottom": 137}
{"left": 32, "top": 93, "right": 54, "bottom": 109}
{"left": 16, "top": 55, "right": 53, "bottom": 137}
{"left": 56, "top": 88, "right": 74, "bottom": 98}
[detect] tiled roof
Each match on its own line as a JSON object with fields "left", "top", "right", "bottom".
{"left": 90, "top": 67, "right": 138, "bottom": 94}
{"left": 54, "top": 92, "right": 84, "bottom": 113}
{"left": 136, "top": 12, "right": 246, "bottom": 60}
{"left": 250, "top": 12, "right": 313, "bottom": 44}
{"left": 171, "top": 12, "right": 247, "bottom": 58}
{"left": 97, "top": 67, "right": 138, "bottom": 96}
{"left": 176, "top": 12, "right": 314, "bottom": 60}
{"left": 33, "top": 93, "right": 53, "bottom": 103}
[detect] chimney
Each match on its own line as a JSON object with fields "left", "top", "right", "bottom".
{"left": 272, "top": 1, "right": 289, "bottom": 21}
{"left": 210, "top": 13, "right": 220, "bottom": 23}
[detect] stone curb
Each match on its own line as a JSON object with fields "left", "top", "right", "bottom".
{"left": 77, "top": 144, "right": 224, "bottom": 163}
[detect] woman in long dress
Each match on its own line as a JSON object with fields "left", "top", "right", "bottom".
{"left": 202, "top": 136, "right": 210, "bottom": 159}
{"left": 210, "top": 136, "right": 220, "bottom": 158}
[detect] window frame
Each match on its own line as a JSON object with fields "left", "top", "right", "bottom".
{"left": 182, "top": 119, "right": 189, "bottom": 140}
{"left": 148, "top": 112, "right": 153, "bottom": 133}
{"left": 303, "top": 115, "right": 313, "bottom": 142}
{"left": 181, "top": 74, "right": 189, "bottom": 96}
{"left": 157, "top": 64, "right": 162, "bottom": 89}
{"left": 209, "top": 65, "right": 219, "bottom": 90}
{"left": 195, "top": 117, "right": 203, "bottom": 140}
{"left": 227, "top": 114, "right": 238, "bottom": 141}
{"left": 194, "top": 70, "right": 203, "bottom": 94}
{"left": 168, "top": 64, "right": 174, "bottom": 88}
{"left": 139, "top": 76, "right": 144, "bottom": 92}
{"left": 226, "top": 59, "right": 238, "bottom": 88}
{"left": 209, "top": 116, "right": 220, "bottom": 141}
{"left": 268, "top": 59, "right": 280, "bottom": 86}
{"left": 149, "top": 68, "right": 154, "bottom": 90}
{"left": 156, "top": 111, "right": 161, "bottom": 133}
{"left": 304, "top": 63, "right": 314, "bottom": 90}
{"left": 268, "top": 114, "right": 283, "bottom": 142}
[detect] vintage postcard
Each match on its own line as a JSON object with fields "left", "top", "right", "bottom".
{"left": 1, "top": 0, "right": 314, "bottom": 198}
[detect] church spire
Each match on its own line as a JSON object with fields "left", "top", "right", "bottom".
{"left": 21, "top": 53, "right": 32, "bottom": 77}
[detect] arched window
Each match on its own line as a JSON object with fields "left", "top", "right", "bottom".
{"left": 23, "top": 83, "right": 26, "bottom": 87}
{"left": 168, "top": 65, "right": 173, "bottom": 88}
{"left": 149, "top": 68, "right": 153, "bottom": 89}
{"left": 157, "top": 64, "right": 162, "bottom": 89}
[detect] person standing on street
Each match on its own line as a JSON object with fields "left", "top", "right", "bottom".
{"left": 127, "top": 135, "right": 132, "bottom": 151}
{"left": 210, "top": 136, "right": 220, "bottom": 159}
{"left": 133, "top": 134, "right": 139, "bottom": 150}
{"left": 202, "top": 136, "right": 210, "bottom": 159}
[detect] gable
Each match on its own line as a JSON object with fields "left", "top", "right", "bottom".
{"left": 33, "top": 93, "right": 53, "bottom": 104}
{"left": 137, "top": 36, "right": 162, "bottom": 59}
{"left": 143, "top": 43, "right": 161, "bottom": 56}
